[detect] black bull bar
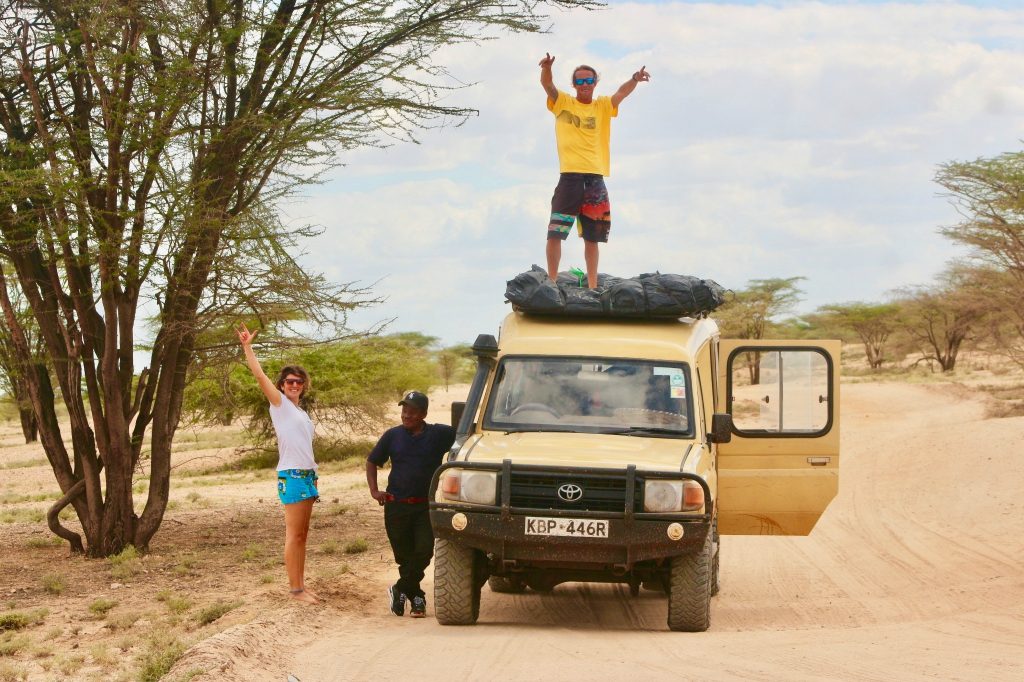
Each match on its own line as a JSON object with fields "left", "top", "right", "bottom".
{"left": 428, "top": 460, "right": 713, "bottom": 567}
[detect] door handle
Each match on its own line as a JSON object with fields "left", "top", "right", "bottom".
{"left": 807, "top": 457, "right": 831, "bottom": 466}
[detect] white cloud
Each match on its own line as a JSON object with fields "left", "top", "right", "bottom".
{"left": 281, "top": 1, "right": 1024, "bottom": 343}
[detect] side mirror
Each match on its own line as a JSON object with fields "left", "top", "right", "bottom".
{"left": 708, "top": 413, "right": 733, "bottom": 444}
{"left": 451, "top": 401, "right": 466, "bottom": 429}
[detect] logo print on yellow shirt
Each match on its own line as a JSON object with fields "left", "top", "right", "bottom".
{"left": 557, "top": 111, "right": 597, "bottom": 130}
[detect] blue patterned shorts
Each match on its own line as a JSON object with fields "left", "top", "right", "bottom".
{"left": 277, "top": 469, "right": 319, "bottom": 505}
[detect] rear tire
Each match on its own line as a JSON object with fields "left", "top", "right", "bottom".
{"left": 667, "top": 530, "right": 712, "bottom": 632}
{"left": 488, "top": 575, "right": 527, "bottom": 594}
{"left": 434, "top": 539, "right": 480, "bottom": 625}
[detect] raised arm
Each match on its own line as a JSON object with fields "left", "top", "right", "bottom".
{"left": 236, "top": 323, "right": 282, "bottom": 407}
{"left": 611, "top": 65, "right": 651, "bottom": 109}
{"left": 539, "top": 52, "right": 558, "bottom": 102}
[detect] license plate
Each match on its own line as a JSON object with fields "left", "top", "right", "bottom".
{"left": 525, "top": 517, "right": 609, "bottom": 538}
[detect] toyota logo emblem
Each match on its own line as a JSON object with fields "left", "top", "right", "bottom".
{"left": 557, "top": 483, "right": 583, "bottom": 503}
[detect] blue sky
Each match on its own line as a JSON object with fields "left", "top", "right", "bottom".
{"left": 280, "top": 0, "right": 1024, "bottom": 345}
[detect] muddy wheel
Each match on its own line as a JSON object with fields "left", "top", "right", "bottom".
{"left": 488, "top": 575, "right": 527, "bottom": 594}
{"left": 667, "top": 530, "right": 712, "bottom": 632}
{"left": 434, "top": 539, "right": 480, "bottom": 625}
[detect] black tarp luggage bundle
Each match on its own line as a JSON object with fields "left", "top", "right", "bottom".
{"left": 505, "top": 265, "right": 727, "bottom": 318}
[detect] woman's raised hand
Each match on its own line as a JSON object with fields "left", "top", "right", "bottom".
{"left": 236, "top": 322, "right": 258, "bottom": 347}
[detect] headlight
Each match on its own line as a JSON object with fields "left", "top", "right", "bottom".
{"left": 644, "top": 480, "right": 682, "bottom": 512}
{"left": 438, "top": 469, "right": 497, "bottom": 505}
{"left": 643, "top": 480, "right": 704, "bottom": 512}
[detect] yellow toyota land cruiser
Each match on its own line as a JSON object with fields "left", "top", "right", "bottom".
{"left": 430, "top": 312, "right": 840, "bottom": 631}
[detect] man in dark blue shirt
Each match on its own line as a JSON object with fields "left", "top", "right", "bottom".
{"left": 366, "top": 390, "right": 456, "bottom": 618}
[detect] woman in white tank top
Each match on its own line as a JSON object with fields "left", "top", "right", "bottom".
{"left": 238, "top": 323, "right": 320, "bottom": 605}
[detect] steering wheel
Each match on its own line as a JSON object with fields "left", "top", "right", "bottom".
{"left": 510, "top": 402, "right": 562, "bottom": 419}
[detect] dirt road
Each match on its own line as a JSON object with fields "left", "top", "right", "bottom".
{"left": 177, "top": 382, "right": 1024, "bottom": 681}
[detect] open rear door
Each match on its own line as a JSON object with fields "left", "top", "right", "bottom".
{"left": 716, "top": 340, "right": 840, "bottom": 535}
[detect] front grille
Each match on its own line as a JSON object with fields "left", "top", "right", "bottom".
{"left": 506, "top": 470, "right": 643, "bottom": 513}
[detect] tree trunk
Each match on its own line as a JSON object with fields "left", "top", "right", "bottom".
{"left": 18, "top": 404, "right": 38, "bottom": 443}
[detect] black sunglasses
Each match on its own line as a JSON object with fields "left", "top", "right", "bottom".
{"left": 574, "top": 77, "right": 596, "bottom": 86}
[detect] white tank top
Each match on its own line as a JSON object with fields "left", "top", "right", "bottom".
{"left": 269, "top": 395, "right": 317, "bottom": 471}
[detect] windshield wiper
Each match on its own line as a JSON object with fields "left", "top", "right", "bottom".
{"left": 603, "top": 426, "right": 687, "bottom": 437}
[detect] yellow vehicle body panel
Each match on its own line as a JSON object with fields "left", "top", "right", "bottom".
{"left": 716, "top": 339, "right": 842, "bottom": 536}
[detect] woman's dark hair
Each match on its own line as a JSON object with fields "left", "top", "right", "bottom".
{"left": 275, "top": 365, "right": 310, "bottom": 397}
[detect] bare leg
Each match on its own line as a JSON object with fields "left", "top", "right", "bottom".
{"left": 284, "top": 499, "right": 318, "bottom": 604}
{"left": 546, "top": 238, "right": 562, "bottom": 283}
{"left": 584, "top": 240, "right": 600, "bottom": 289}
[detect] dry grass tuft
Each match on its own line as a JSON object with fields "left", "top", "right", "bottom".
{"left": 195, "top": 600, "right": 242, "bottom": 626}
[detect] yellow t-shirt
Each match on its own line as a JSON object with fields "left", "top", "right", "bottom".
{"left": 547, "top": 91, "right": 618, "bottom": 176}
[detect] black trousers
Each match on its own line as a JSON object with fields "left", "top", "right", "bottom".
{"left": 384, "top": 501, "right": 434, "bottom": 599}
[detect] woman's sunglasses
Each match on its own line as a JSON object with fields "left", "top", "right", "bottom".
{"left": 574, "top": 77, "right": 596, "bottom": 86}
{"left": 284, "top": 378, "right": 305, "bottom": 386}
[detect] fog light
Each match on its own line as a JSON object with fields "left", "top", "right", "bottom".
{"left": 451, "top": 513, "right": 468, "bottom": 531}
{"left": 667, "top": 523, "right": 685, "bottom": 541}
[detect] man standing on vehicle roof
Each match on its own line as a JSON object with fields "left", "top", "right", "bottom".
{"left": 540, "top": 53, "right": 650, "bottom": 289}
{"left": 366, "top": 390, "right": 456, "bottom": 618}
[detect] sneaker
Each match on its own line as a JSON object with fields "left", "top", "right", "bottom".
{"left": 410, "top": 595, "right": 426, "bottom": 618}
{"left": 388, "top": 584, "right": 406, "bottom": 617}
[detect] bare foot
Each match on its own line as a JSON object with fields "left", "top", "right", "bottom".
{"left": 302, "top": 586, "right": 322, "bottom": 600}
{"left": 289, "top": 589, "right": 319, "bottom": 605}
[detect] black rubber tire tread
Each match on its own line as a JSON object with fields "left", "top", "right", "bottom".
{"left": 667, "top": 530, "right": 712, "bottom": 632}
{"left": 488, "top": 575, "right": 527, "bottom": 594}
{"left": 711, "top": 518, "right": 721, "bottom": 597}
{"left": 710, "top": 544, "right": 720, "bottom": 597}
{"left": 434, "top": 539, "right": 479, "bottom": 625}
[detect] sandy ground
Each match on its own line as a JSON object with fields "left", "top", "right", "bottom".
{"left": 169, "top": 381, "right": 1024, "bottom": 682}
{"left": 2, "top": 380, "right": 1022, "bottom": 680}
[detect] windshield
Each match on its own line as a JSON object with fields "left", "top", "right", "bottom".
{"left": 484, "top": 356, "right": 693, "bottom": 437}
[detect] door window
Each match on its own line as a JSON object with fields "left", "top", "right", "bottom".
{"left": 728, "top": 348, "right": 832, "bottom": 435}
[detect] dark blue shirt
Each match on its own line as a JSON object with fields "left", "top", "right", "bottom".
{"left": 368, "top": 423, "right": 457, "bottom": 499}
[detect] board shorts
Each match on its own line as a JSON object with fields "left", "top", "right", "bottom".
{"left": 277, "top": 469, "right": 319, "bottom": 505}
{"left": 547, "top": 173, "right": 611, "bottom": 243}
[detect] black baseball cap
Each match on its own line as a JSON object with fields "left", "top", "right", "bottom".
{"left": 398, "top": 390, "right": 429, "bottom": 412}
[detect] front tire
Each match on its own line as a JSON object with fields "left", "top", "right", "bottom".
{"left": 667, "top": 530, "right": 712, "bottom": 632}
{"left": 434, "top": 539, "right": 480, "bottom": 625}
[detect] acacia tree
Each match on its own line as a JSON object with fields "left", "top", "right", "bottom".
{"left": 0, "top": 267, "right": 42, "bottom": 442}
{"left": 815, "top": 302, "right": 899, "bottom": 370}
{"left": 0, "top": 0, "right": 596, "bottom": 557}
{"left": 893, "top": 271, "right": 984, "bottom": 373}
{"left": 714, "top": 277, "right": 805, "bottom": 384}
{"left": 936, "top": 152, "right": 1024, "bottom": 368}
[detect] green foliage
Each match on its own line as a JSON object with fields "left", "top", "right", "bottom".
{"left": 0, "top": 632, "right": 29, "bottom": 656}
{"left": 714, "top": 277, "right": 805, "bottom": 339}
{"left": 936, "top": 153, "right": 1024, "bottom": 369}
{"left": 815, "top": 302, "right": 902, "bottom": 369}
{"left": 135, "top": 633, "right": 186, "bottom": 682}
{"left": 344, "top": 538, "right": 369, "bottom": 554}
{"left": 88, "top": 599, "right": 119, "bottom": 617}
{"left": 185, "top": 334, "right": 438, "bottom": 455}
{"left": 195, "top": 600, "right": 242, "bottom": 626}
{"left": 40, "top": 574, "right": 65, "bottom": 595}
{"left": 156, "top": 591, "right": 192, "bottom": 615}
{"left": 0, "top": 614, "right": 27, "bottom": 633}
{"left": 108, "top": 545, "right": 141, "bottom": 579}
